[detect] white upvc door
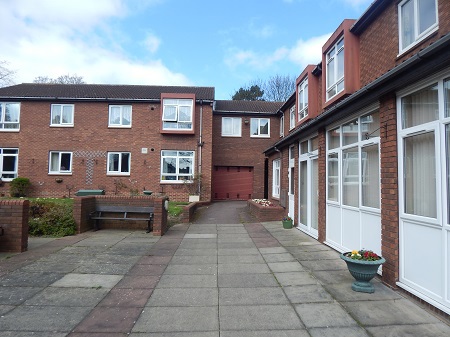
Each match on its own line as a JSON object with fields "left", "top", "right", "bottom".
{"left": 299, "top": 155, "right": 319, "bottom": 238}
{"left": 288, "top": 145, "right": 295, "bottom": 219}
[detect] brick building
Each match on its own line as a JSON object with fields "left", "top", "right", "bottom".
{"left": 265, "top": 0, "right": 450, "bottom": 317}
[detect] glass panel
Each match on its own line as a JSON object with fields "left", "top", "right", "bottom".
{"left": 337, "top": 38, "right": 344, "bottom": 51}
{"left": 260, "top": 119, "right": 269, "bottom": 135}
{"left": 311, "top": 136, "right": 319, "bottom": 151}
{"left": 3, "top": 155, "right": 16, "bottom": 172}
{"left": 162, "top": 157, "right": 176, "bottom": 174}
{"left": 109, "top": 107, "right": 121, "bottom": 124}
{"left": 300, "top": 141, "right": 308, "bottom": 154}
{"left": 109, "top": 153, "right": 119, "bottom": 172}
{"left": 343, "top": 147, "right": 359, "bottom": 207}
{"left": 328, "top": 128, "right": 340, "bottom": 149}
{"left": 300, "top": 160, "right": 308, "bottom": 225}
{"left": 404, "top": 131, "right": 436, "bottom": 218}
{"left": 5, "top": 103, "right": 19, "bottom": 122}
{"left": 179, "top": 151, "right": 194, "bottom": 156}
{"left": 361, "top": 144, "right": 380, "bottom": 208}
{"left": 418, "top": 0, "right": 436, "bottom": 34}
{"left": 179, "top": 158, "right": 192, "bottom": 174}
{"left": 121, "top": 153, "right": 130, "bottom": 173}
{"left": 401, "top": 0, "right": 414, "bottom": 49}
{"left": 401, "top": 83, "right": 438, "bottom": 128}
{"left": 60, "top": 153, "right": 71, "bottom": 172}
{"left": 232, "top": 118, "right": 241, "bottom": 135}
{"left": 62, "top": 105, "right": 73, "bottom": 124}
{"left": 304, "top": 83, "right": 308, "bottom": 107}
{"left": 328, "top": 153, "right": 339, "bottom": 201}
{"left": 162, "top": 105, "right": 177, "bottom": 121}
{"left": 222, "top": 118, "right": 232, "bottom": 135}
{"left": 311, "top": 158, "right": 319, "bottom": 230}
{"left": 52, "top": 105, "right": 61, "bottom": 124}
{"left": 250, "top": 119, "right": 258, "bottom": 136}
{"left": 342, "top": 119, "right": 358, "bottom": 145}
{"left": 446, "top": 125, "right": 450, "bottom": 224}
{"left": 162, "top": 150, "right": 177, "bottom": 156}
{"left": 178, "top": 106, "right": 192, "bottom": 122}
{"left": 289, "top": 167, "right": 295, "bottom": 194}
{"left": 445, "top": 79, "right": 450, "bottom": 118}
{"left": 327, "top": 57, "right": 335, "bottom": 88}
{"left": 50, "top": 153, "right": 59, "bottom": 172}
{"left": 360, "top": 110, "right": 380, "bottom": 140}
{"left": 122, "top": 106, "right": 131, "bottom": 125}
{"left": 289, "top": 146, "right": 295, "bottom": 160}
{"left": 337, "top": 48, "right": 344, "bottom": 80}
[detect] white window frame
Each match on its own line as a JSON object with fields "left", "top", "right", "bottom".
{"left": 0, "top": 148, "right": 18, "bottom": 181}
{"left": 160, "top": 150, "right": 195, "bottom": 182}
{"left": 0, "top": 102, "right": 20, "bottom": 131}
{"left": 49, "top": 151, "right": 73, "bottom": 174}
{"left": 162, "top": 99, "right": 194, "bottom": 131}
{"left": 107, "top": 152, "right": 131, "bottom": 175}
{"left": 51, "top": 104, "right": 74, "bottom": 127}
{"left": 398, "top": 0, "right": 438, "bottom": 54}
{"left": 221, "top": 117, "right": 242, "bottom": 137}
{"left": 298, "top": 77, "right": 308, "bottom": 121}
{"left": 326, "top": 37, "right": 344, "bottom": 101}
{"left": 250, "top": 118, "right": 270, "bottom": 138}
{"left": 108, "top": 105, "right": 132, "bottom": 128}
{"left": 272, "top": 159, "right": 281, "bottom": 198}
{"left": 289, "top": 105, "right": 296, "bottom": 130}
{"left": 280, "top": 114, "right": 284, "bottom": 137}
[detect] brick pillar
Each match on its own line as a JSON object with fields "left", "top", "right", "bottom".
{"left": 379, "top": 94, "right": 399, "bottom": 288}
{"left": 73, "top": 196, "right": 96, "bottom": 233}
{"left": 152, "top": 196, "right": 169, "bottom": 236}
{"left": 0, "top": 199, "right": 29, "bottom": 253}
{"left": 317, "top": 128, "right": 327, "bottom": 243}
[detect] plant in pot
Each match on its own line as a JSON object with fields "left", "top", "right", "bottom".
{"left": 340, "top": 249, "right": 385, "bottom": 293}
{"left": 282, "top": 216, "right": 293, "bottom": 229}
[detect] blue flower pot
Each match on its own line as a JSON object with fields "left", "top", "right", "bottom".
{"left": 340, "top": 253, "right": 385, "bottom": 293}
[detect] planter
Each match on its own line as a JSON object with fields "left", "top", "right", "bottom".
{"left": 282, "top": 220, "right": 293, "bottom": 229}
{"left": 340, "top": 253, "right": 385, "bottom": 293}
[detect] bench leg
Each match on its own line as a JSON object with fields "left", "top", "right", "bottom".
{"left": 94, "top": 219, "right": 100, "bottom": 231}
{"left": 146, "top": 218, "right": 153, "bottom": 233}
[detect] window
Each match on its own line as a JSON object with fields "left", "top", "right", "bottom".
{"left": 109, "top": 105, "right": 132, "bottom": 127}
{"left": 280, "top": 114, "right": 284, "bottom": 137}
{"left": 250, "top": 118, "right": 270, "bottom": 137}
{"left": 107, "top": 152, "right": 131, "bottom": 175}
{"left": 272, "top": 159, "right": 280, "bottom": 198}
{"left": 298, "top": 77, "right": 308, "bottom": 120}
{"left": 326, "top": 38, "right": 344, "bottom": 101}
{"left": 162, "top": 99, "right": 193, "bottom": 130}
{"left": 399, "top": 0, "right": 438, "bottom": 52}
{"left": 49, "top": 151, "right": 72, "bottom": 174}
{"left": 289, "top": 105, "right": 296, "bottom": 130}
{"left": 0, "top": 148, "right": 18, "bottom": 180}
{"left": 222, "top": 117, "right": 241, "bottom": 137}
{"left": 51, "top": 104, "right": 74, "bottom": 126}
{"left": 0, "top": 102, "right": 20, "bottom": 130}
{"left": 161, "top": 150, "right": 194, "bottom": 182}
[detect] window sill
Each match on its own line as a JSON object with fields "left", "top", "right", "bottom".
{"left": 0, "top": 129, "right": 20, "bottom": 132}
{"left": 108, "top": 125, "right": 132, "bottom": 128}
{"left": 106, "top": 173, "right": 130, "bottom": 176}
{"left": 160, "top": 180, "right": 185, "bottom": 184}
{"left": 50, "top": 125, "right": 74, "bottom": 128}
{"left": 48, "top": 173, "right": 72, "bottom": 175}
{"left": 221, "top": 135, "right": 242, "bottom": 138}
{"left": 250, "top": 135, "right": 270, "bottom": 139}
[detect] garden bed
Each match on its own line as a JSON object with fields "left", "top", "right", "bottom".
{"left": 247, "top": 199, "right": 285, "bottom": 222}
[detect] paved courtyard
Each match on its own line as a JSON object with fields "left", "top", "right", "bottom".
{"left": 0, "top": 201, "right": 449, "bottom": 336}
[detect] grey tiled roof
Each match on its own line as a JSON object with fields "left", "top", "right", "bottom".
{"left": 0, "top": 83, "right": 215, "bottom": 101}
{"left": 214, "top": 100, "right": 282, "bottom": 114}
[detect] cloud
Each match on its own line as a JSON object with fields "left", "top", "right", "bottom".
{"left": 342, "top": 0, "right": 373, "bottom": 8}
{"left": 225, "top": 47, "right": 289, "bottom": 70}
{"left": 288, "top": 33, "right": 331, "bottom": 66}
{"left": 1, "top": 0, "right": 190, "bottom": 86}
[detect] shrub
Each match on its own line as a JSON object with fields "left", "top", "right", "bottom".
{"left": 10, "top": 177, "right": 31, "bottom": 197}
{"left": 28, "top": 199, "right": 76, "bottom": 237}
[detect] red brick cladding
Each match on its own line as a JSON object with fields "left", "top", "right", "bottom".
{"left": 212, "top": 114, "right": 279, "bottom": 199}
{"left": 296, "top": 65, "right": 320, "bottom": 125}
{"left": 0, "top": 100, "right": 213, "bottom": 202}
{"left": 0, "top": 199, "right": 29, "bottom": 252}
{"left": 359, "top": 0, "right": 450, "bottom": 87}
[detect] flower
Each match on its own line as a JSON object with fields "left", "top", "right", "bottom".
{"left": 283, "top": 216, "right": 292, "bottom": 221}
{"left": 345, "top": 249, "right": 381, "bottom": 261}
{"left": 252, "top": 199, "right": 274, "bottom": 207}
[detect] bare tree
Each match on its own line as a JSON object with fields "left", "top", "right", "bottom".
{"left": 33, "top": 74, "right": 85, "bottom": 84}
{"left": 0, "top": 61, "right": 16, "bottom": 87}
{"left": 262, "top": 74, "right": 296, "bottom": 102}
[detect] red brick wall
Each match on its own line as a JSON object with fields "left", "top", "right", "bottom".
{"left": 0, "top": 199, "right": 29, "bottom": 252}
{"left": 247, "top": 200, "right": 285, "bottom": 222}
{"left": 0, "top": 100, "right": 213, "bottom": 203}
{"left": 317, "top": 129, "right": 327, "bottom": 242}
{"left": 212, "top": 114, "right": 279, "bottom": 199}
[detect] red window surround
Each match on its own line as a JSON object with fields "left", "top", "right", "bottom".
{"left": 296, "top": 65, "right": 320, "bottom": 126}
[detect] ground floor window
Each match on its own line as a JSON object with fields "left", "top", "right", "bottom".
{"left": 272, "top": 159, "right": 280, "bottom": 198}
{"left": 161, "top": 150, "right": 194, "bottom": 182}
{"left": 107, "top": 152, "right": 130, "bottom": 175}
{"left": 49, "top": 151, "right": 72, "bottom": 174}
{"left": 0, "top": 148, "right": 18, "bottom": 180}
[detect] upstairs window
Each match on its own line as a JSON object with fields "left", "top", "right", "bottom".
{"left": 51, "top": 104, "right": 74, "bottom": 126}
{"left": 0, "top": 148, "right": 18, "bottom": 180}
{"left": 399, "top": 0, "right": 438, "bottom": 52}
{"left": 162, "top": 99, "right": 193, "bottom": 130}
{"left": 0, "top": 102, "right": 20, "bottom": 130}
{"left": 326, "top": 38, "right": 344, "bottom": 101}
{"left": 109, "top": 105, "right": 132, "bottom": 127}
{"left": 49, "top": 151, "right": 72, "bottom": 174}
{"left": 280, "top": 114, "right": 284, "bottom": 137}
{"left": 298, "top": 77, "right": 308, "bottom": 121}
{"left": 289, "top": 105, "right": 296, "bottom": 130}
{"left": 222, "top": 117, "right": 241, "bottom": 137}
{"left": 107, "top": 152, "right": 131, "bottom": 175}
{"left": 250, "top": 118, "right": 270, "bottom": 137}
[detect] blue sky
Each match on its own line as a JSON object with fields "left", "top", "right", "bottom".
{"left": 1, "top": 0, "right": 372, "bottom": 99}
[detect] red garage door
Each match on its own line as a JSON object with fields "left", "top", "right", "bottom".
{"left": 213, "top": 166, "right": 253, "bottom": 200}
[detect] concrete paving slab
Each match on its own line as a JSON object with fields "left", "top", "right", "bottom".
{"left": 170, "top": 255, "right": 218, "bottom": 265}
{"left": 0, "top": 287, "right": 43, "bottom": 305}
{"left": 0, "top": 304, "right": 14, "bottom": 316}
{"left": 98, "top": 287, "right": 154, "bottom": 307}
{"left": 309, "top": 327, "right": 371, "bottom": 337}
{"left": 218, "top": 248, "right": 260, "bottom": 256}
{"left": 267, "top": 261, "right": 305, "bottom": 272}
{"left": 174, "top": 248, "right": 218, "bottom": 256}
{"left": 294, "top": 302, "right": 359, "bottom": 328}
{"left": 219, "top": 305, "right": 304, "bottom": 331}
{"left": 25, "top": 287, "right": 108, "bottom": 306}
{"left": 218, "top": 242, "right": 256, "bottom": 249}
{"left": 218, "top": 263, "right": 270, "bottom": 274}
{"left": 74, "top": 263, "right": 132, "bottom": 275}
{"left": 51, "top": 273, "right": 122, "bottom": 289}
{"left": 274, "top": 271, "right": 319, "bottom": 286}
{"left": 136, "top": 255, "right": 172, "bottom": 265}
{"left": 0, "top": 332, "right": 67, "bottom": 337}
{"left": 219, "top": 287, "right": 289, "bottom": 305}
{"left": 19, "top": 262, "right": 78, "bottom": 273}
{"left": 218, "top": 273, "right": 279, "bottom": 288}
{"left": 132, "top": 306, "right": 219, "bottom": 332}
{"left": 156, "top": 274, "right": 217, "bottom": 288}
{"left": 218, "top": 237, "right": 253, "bottom": 243}
{"left": 130, "top": 333, "right": 219, "bottom": 337}
{"left": 300, "top": 259, "right": 348, "bottom": 271}
{"left": 218, "top": 255, "right": 265, "bottom": 264}
{"left": 127, "top": 263, "right": 167, "bottom": 276}
{"left": 311, "top": 269, "right": 355, "bottom": 284}
{"left": 324, "top": 282, "right": 402, "bottom": 302}
{"left": 220, "top": 331, "right": 309, "bottom": 337}
{"left": 179, "top": 242, "right": 217, "bottom": 249}
{"left": 89, "top": 254, "right": 142, "bottom": 265}
{"left": 366, "top": 323, "right": 450, "bottom": 337}
{"left": 259, "top": 247, "right": 288, "bottom": 254}
{"left": 184, "top": 234, "right": 217, "bottom": 239}
{"left": 217, "top": 227, "right": 248, "bottom": 234}
{"left": 262, "top": 253, "right": 296, "bottom": 263}
{"left": 0, "top": 271, "right": 63, "bottom": 287}
{"left": 115, "top": 275, "right": 160, "bottom": 289}
{"left": 292, "top": 250, "right": 341, "bottom": 261}
{"left": 146, "top": 288, "right": 218, "bottom": 306}
{"left": 342, "top": 299, "right": 442, "bottom": 326}
{"left": 163, "top": 264, "right": 217, "bottom": 275}
{"left": 283, "top": 284, "right": 334, "bottom": 303}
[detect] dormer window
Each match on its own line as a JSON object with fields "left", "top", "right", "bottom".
{"left": 399, "top": 0, "right": 438, "bottom": 53}
{"left": 326, "top": 38, "right": 344, "bottom": 101}
{"left": 289, "top": 105, "right": 296, "bottom": 130}
{"left": 298, "top": 77, "right": 308, "bottom": 121}
{"left": 162, "top": 98, "right": 193, "bottom": 131}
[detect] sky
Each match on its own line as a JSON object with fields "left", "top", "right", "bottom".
{"left": 1, "top": 0, "right": 373, "bottom": 99}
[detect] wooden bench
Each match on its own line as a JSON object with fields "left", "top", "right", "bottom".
{"left": 90, "top": 205, "right": 154, "bottom": 233}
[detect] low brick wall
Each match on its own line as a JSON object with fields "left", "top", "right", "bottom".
{"left": 179, "top": 201, "right": 210, "bottom": 223}
{"left": 247, "top": 199, "right": 285, "bottom": 222}
{"left": 73, "top": 195, "right": 169, "bottom": 236}
{"left": 0, "top": 199, "right": 29, "bottom": 252}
